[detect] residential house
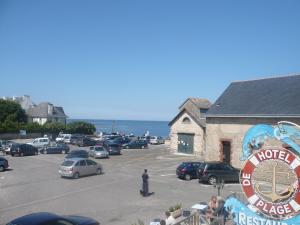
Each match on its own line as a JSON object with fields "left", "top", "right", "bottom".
{"left": 169, "top": 98, "right": 211, "bottom": 157}
{"left": 27, "top": 102, "right": 67, "bottom": 125}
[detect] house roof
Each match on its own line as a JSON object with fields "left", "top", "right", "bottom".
{"left": 169, "top": 98, "right": 211, "bottom": 127}
{"left": 206, "top": 74, "right": 300, "bottom": 117}
{"left": 27, "top": 102, "right": 67, "bottom": 118}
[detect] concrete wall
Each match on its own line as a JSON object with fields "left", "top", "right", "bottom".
{"left": 170, "top": 112, "right": 205, "bottom": 157}
{"left": 205, "top": 117, "right": 300, "bottom": 168}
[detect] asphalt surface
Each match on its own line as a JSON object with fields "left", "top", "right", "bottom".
{"left": 0, "top": 144, "right": 242, "bottom": 225}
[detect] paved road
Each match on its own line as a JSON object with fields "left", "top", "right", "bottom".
{"left": 0, "top": 144, "right": 242, "bottom": 225}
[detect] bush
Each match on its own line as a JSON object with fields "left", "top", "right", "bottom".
{"left": 43, "top": 122, "right": 66, "bottom": 135}
{"left": 66, "top": 121, "right": 96, "bottom": 135}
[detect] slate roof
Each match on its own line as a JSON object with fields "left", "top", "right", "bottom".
{"left": 169, "top": 98, "right": 212, "bottom": 127}
{"left": 27, "top": 103, "right": 67, "bottom": 118}
{"left": 206, "top": 75, "right": 300, "bottom": 117}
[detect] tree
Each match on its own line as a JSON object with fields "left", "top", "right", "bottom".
{"left": 66, "top": 121, "right": 96, "bottom": 134}
{"left": 0, "top": 99, "right": 27, "bottom": 123}
{"left": 43, "top": 122, "right": 66, "bottom": 135}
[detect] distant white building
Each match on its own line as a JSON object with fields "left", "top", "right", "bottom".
{"left": 2, "top": 95, "right": 67, "bottom": 125}
{"left": 2, "top": 95, "right": 35, "bottom": 110}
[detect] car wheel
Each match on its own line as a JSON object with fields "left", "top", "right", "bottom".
{"left": 73, "top": 172, "right": 80, "bottom": 179}
{"left": 208, "top": 176, "right": 217, "bottom": 185}
{"left": 0, "top": 166, "right": 4, "bottom": 172}
{"left": 184, "top": 174, "right": 191, "bottom": 181}
{"left": 11, "top": 154, "right": 14, "bottom": 157}
{"left": 96, "top": 168, "right": 102, "bottom": 175}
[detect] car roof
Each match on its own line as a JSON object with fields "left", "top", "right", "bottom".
{"left": 8, "top": 212, "right": 61, "bottom": 225}
{"left": 70, "top": 149, "right": 86, "bottom": 153}
{"left": 65, "top": 157, "right": 87, "bottom": 162}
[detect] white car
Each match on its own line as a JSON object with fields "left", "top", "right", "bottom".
{"left": 150, "top": 136, "right": 165, "bottom": 145}
{"left": 27, "top": 137, "right": 50, "bottom": 149}
{"left": 56, "top": 134, "right": 71, "bottom": 143}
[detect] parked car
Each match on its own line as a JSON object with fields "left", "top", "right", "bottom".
{"left": 70, "top": 134, "right": 85, "bottom": 145}
{"left": 76, "top": 137, "right": 97, "bottom": 147}
{"left": 140, "top": 136, "right": 151, "bottom": 143}
{"left": 41, "top": 143, "right": 70, "bottom": 154}
{"left": 111, "top": 136, "right": 131, "bottom": 145}
{"left": 55, "top": 133, "right": 71, "bottom": 143}
{"left": 123, "top": 140, "right": 148, "bottom": 149}
{"left": 197, "top": 161, "right": 240, "bottom": 185}
{"left": 65, "top": 150, "right": 89, "bottom": 159}
{"left": 6, "top": 212, "right": 99, "bottom": 225}
{"left": 103, "top": 141, "right": 122, "bottom": 155}
{"left": 89, "top": 146, "right": 109, "bottom": 158}
{"left": 11, "top": 144, "right": 38, "bottom": 157}
{"left": 27, "top": 137, "right": 50, "bottom": 149}
{"left": 0, "top": 157, "right": 9, "bottom": 172}
{"left": 150, "top": 136, "right": 165, "bottom": 145}
{"left": 59, "top": 158, "right": 103, "bottom": 179}
{"left": 2, "top": 140, "right": 15, "bottom": 155}
{"left": 176, "top": 162, "right": 204, "bottom": 181}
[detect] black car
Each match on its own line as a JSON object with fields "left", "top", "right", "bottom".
{"left": 111, "top": 136, "right": 131, "bottom": 145}
{"left": 70, "top": 134, "right": 85, "bottom": 145}
{"left": 41, "top": 143, "right": 70, "bottom": 154}
{"left": 123, "top": 140, "right": 148, "bottom": 149}
{"left": 65, "top": 150, "right": 89, "bottom": 159}
{"left": 197, "top": 161, "right": 240, "bottom": 185}
{"left": 176, "top": 162, "right": 203, "bottom": 181}
{"left": 76, "top": 137, "right": 97, "bottom": 147}
{"left": 103, "top": 141, "right": 122, "bottom": 155}
{"left": 10, "top": 144, "right": 38, "bottom": 157}
{"left": 0, "top": 157, "right": 9, "bottom": 172}
{"left": 6, "top": 212, "right": 99, "bottom": 225}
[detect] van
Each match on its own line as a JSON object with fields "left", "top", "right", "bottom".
{"left": 56, "top": 134, "right": 71, "bottom": 143}
{"left": 27, "top": 137, "right": 50, "bottom": 149}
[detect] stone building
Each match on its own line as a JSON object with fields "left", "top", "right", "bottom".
{"left": 205, "top": 75, "right": 300, "bottom": 168}
{"left": 169, "top": 98, "right": 211, "bottom": 157}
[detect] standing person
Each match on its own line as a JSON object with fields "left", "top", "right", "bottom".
{"left": 140, "top": 169, "right": 149, "bottom": 197}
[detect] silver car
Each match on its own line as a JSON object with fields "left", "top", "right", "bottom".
{"left": 59, "top": 158, "right": 103, "bottom": 179}
{"left": 89, "top": 146, "right": 109, "bottom": 158}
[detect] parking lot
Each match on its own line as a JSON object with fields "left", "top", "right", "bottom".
{"left": 0, "top": 144, "right": 242, "bottom": 225}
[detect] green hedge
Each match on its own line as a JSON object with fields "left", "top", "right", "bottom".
{"left": 0, "top": 121, "right": 96, "bottom": 135}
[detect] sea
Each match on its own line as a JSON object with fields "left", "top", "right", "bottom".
{"left": 67, "top": 119, "right": 170, "bottom": 138}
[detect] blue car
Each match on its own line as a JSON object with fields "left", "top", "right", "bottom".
{"left": 6, "top": 212, "right": 99, "bottom": 225}
{"left": 41, "top": 143, "right": 70, "bottom": 154}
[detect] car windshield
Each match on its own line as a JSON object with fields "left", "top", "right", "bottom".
{"left": 62, "top": 160, "right": 74, "bottom": 166}
{"left": 94, "top": 147, "right": 104, "bottom": 151}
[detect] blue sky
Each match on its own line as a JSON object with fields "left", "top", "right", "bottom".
{"left": 1, "top": 0, "right": 300, "bottom": 121}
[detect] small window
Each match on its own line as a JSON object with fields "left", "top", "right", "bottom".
{"left": 79, "top": 160, "right": 86, "bottom": 166}
{"left": 87, "top": 160, "right": 96, "bottom": 166}
{"left": 182, "top": 117, "right": 191, "bottom": 123}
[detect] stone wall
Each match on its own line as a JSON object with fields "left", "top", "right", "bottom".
{"left": 170, "top": 112, "right": 204, "bottom": 157}
{"left": 205, "top": 117, "right": 300, "bottom": 168}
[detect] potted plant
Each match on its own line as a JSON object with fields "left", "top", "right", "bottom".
{"left": 169, "top": 203, "right": 182, "bottom": 219}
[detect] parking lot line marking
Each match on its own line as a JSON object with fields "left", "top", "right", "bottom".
{"left": 160, "top": 174, "right": 175, "bottom": 177}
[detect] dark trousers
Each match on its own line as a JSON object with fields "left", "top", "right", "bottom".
{"left": 142, "top": 181, "right": 149, "bottom": 196}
